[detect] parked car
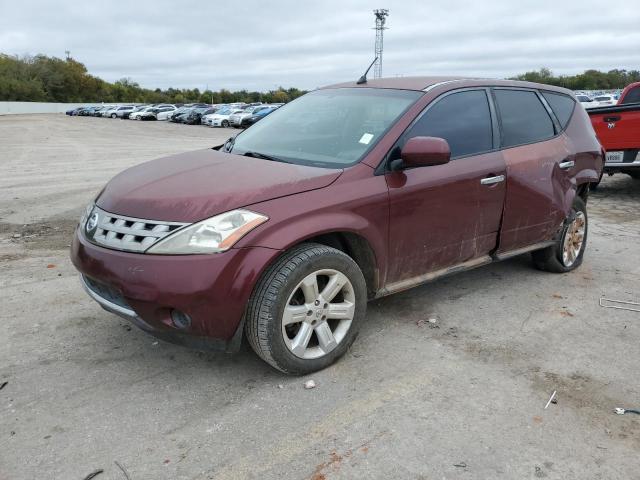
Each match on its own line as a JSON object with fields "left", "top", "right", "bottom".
{"left": 588, "top": 82, "right": 640, "bottom": 181}
{"left": 617, "top": 81, "right": 640, "bottom": 105}
{"left": 156, "top": 106, "right": 178, "bottom": 121}
{"left": 66, "top": 107, "right": 84, "bottom": 115}
{"left": 85, "top": 105, "right": 105, "bottom": 117}
{"left": 79, "top": 106, "right": 100, "bottom": 116}
{"left": 229, "top": 106, "right": 272, "bottom": 128}
{"left": 240, "top": 106, "right": 278, "bottom": 127}
{"left": 71, "top": 107, "right": 89, "bottom": 116}
{"left": 183, "top": 106, "right": 216, "bottom": 125}
{"left": 94, "top": 106, "right": 115, "bottom": 117}
{"left": 575, "top": 94, "right": 596, "bottom": 109}
{"left": 129, "top": 107, "right": 155, "bottom": 120}
{"left": 204, "top": 107, "right": 244, "bottom": 127}
{"left": 122, "top": 105, "right": 149, "bottom": 119}
{"left": 166, "top": 106, "right": 189, "bottom": 121}
{"left": 592, "top": 94, "right": 617, "bottom": 107}
{"left": 71, "top": 77, "right": 602, "bottom": 374}
{"left": 136, "top": 107, "right": 171, "bottom": 121}
{"left": 169, "top": 107, "right": 196, "bottom": 123}
{"left": 109, "top": 106, "right": 136, "bottom": 118}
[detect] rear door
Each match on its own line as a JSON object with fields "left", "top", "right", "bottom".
{"left": 385, "top": 89, "right": 507, "bottom": 284}
{"left": 493, "top": 88, "right": 571, "bottom": 252}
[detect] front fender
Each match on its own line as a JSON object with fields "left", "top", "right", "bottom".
{"left": 235, "top": 165, "right": 390, "bottom": 285}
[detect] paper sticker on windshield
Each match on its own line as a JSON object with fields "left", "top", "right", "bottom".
{"left": 359, "top": 133, "right": 374, "bottom": 145}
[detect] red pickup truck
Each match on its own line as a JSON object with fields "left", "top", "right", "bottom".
{"left": 588, "top": 82, "right": 640, "bottom": 179}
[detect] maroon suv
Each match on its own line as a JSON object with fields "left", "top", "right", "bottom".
{"left": 71, "top": 77, "right": 603, "bottom": 374}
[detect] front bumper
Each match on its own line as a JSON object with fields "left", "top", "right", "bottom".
{"left": 71, "top": 226, "right": 279, "bottom": 352}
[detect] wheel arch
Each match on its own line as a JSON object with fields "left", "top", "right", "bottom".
{"left": 300, "top": 231, "right": 379, "bottom": 299}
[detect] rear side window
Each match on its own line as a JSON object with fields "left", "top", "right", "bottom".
{"left": 494, "top": 90, "right": 555, "bottom": 147}
{"left": 621, "top": 87, "right": 640, "bottom": 105}
{"left": 403, "top": 90, "right": 493, "bottom": 158}
{"left": 541, "top": 91, "right": 576, "bottom": 129}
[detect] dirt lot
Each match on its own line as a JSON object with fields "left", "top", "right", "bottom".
{"left": 1, "top": 114, "right": 639, "bottom": 480}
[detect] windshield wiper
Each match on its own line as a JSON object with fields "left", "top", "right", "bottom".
{"left": 242, "top": 151, "right": 291, "bottom": 163}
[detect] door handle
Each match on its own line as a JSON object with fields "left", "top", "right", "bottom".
{"left": 480, "top": 175, "right": 505, "bottom": 185}
{"left": 559, "top": 160, "right": 575, "bottom": 170}
{"left": 604, "top": 115, "right": 621, "bottom": 122}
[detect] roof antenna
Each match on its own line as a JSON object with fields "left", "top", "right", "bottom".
{"left": 357, "top": 57, "right": 378, "bottom": 85}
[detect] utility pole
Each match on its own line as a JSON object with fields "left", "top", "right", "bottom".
{"left": 373, "top": 9, "right": 389, "bottom": 79}
{"left": 65, "top": 50, "right": 71, "bottom": 60}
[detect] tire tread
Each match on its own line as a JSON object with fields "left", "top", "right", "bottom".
{"left": 245, "top": 243, "right": 360, "bottom": 374}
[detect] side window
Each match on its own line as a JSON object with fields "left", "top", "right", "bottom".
{"left": 541, "top": 91, "right": 576, "bottom": 130}
{"left": 621, "top": 87, "right": 640, "bottom": 105}
{"left": 494, "top": 90, "right": 555, "bottom": 147}
{"left": 402, "top": 90, "right": 493, "bottom": 158}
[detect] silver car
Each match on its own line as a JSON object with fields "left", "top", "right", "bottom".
{"left": 109, "top": 106, "right": 136, "bottom": 118}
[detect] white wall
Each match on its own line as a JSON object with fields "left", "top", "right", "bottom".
{"left": 0, "top": 102, "right": 102, "bottom": 115}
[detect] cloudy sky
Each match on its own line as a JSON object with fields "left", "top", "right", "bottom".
{"left": 1, "top": 0, "right": 639, "bottom": 91}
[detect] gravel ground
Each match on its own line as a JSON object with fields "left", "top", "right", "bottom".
{"left": 1, "top": 114, "right": 639, "bottom": 480}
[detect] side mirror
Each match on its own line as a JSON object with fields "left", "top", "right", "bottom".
{"left": 398, "top": 136, "right": 451, "bottom": 169}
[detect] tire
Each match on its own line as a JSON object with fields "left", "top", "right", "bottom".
{"left": 245, "top": 243, "right": 367, "bottom": 375}
{"left": 110, "top": 113, "right": 117, "bottom": 118}
{"left": 590, "top": 171, "right": 604, "bottom": 190}
{"left": 532, "top": 196, "right": 588, "bottom": 273}
{"left": 221, "top": 120, "right": 229, "bottom": 128}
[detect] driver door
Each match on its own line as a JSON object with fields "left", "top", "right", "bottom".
{"left": 385, "top": 89, "right": 507, "bottom": 286}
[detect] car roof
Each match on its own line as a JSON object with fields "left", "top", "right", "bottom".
{"left": 321, "top": 76, "right": 574, "bottom": 96}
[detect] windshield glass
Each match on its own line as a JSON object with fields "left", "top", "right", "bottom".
{"left": 231, "top": 88, "right": 421, "bottom": 168}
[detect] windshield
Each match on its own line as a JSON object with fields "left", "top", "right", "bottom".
{"left": 231, "top": 88, "right": 421, "bottom": 168}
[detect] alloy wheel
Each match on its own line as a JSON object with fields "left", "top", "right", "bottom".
{"left": 561, "top": 211, "right": 586, "bottom": 267}
{"left": 282, "top": 269, "right": 355, "bottom": 360}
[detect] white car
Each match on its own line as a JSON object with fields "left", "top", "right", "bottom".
{"left": 592, "top": 94, "right": 617, "bottom": 107}
{"left": 575, "top": 94, "right": 597, "bottom": 109}
{"left": 108, "top": 105, "right": 136, "bottom": 118}
{"left": 203, "top": 108, "right": 244, "bottom": 127}
{"left": 156, "top": 106, "right": 178, "bottom": 121}
{"left": 129, "top": 107, "right": 156, "bottom": 120}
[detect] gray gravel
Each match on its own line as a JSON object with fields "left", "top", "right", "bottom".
{"left": 1, "top": 114, "right": 639, "bottom": 480}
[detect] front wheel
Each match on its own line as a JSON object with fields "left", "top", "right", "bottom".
{"left": 245, "top": 244, "right": 367, "bottom": 374}
{"left": 221, "top": 120, "right": 229, "bottom": 128}
{"left": 532, "top": 196, "right": 588, "bottom": 273}
{"left": 110, "top": 113, "right": 117, "bottom": 118}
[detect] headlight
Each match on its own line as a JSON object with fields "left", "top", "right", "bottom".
{"left": 146, "top": 209, "right": 268, "bottom": 255}
{"left": 79, "top": 203, "right": 94, "bottom": 227}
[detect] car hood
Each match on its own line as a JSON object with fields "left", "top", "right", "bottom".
{"left": 96, "top": 148, "right": 343, "bottom": 223}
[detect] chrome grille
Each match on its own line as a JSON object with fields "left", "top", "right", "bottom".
{"left": 86, "top": 206, "right": 188, "bottom": 253}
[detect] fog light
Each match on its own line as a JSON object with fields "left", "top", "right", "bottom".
{"left": 170, "top": 309, "right": 191, "bottom": 330}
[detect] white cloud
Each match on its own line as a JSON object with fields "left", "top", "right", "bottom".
{"left": 1, "top": 0, "right": 638, "bottom": 90}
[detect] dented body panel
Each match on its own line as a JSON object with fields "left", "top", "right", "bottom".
{"left": 385, "top": 150, "right": 506, "bottom": 283}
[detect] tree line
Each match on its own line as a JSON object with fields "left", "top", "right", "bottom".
{"left": 2, "top": 54, "right": 639, "bottom": 104}
{"left": 0, "top": 54, "right": 306, "bottom": 104}
{"left": 510, "top": 67, "right": 640, "bottom": 90}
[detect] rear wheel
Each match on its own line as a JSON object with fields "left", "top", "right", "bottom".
{"left": 221, "top": 120, "right": 229, "bottom": 128}
{"left": 245, "top": 244, "right": 366, "bottom": 374}
{"left": 110, "top": 113, "right": 117, "bottom": 118}
{"left": 532, "top": 196, "right": 588, "bottom": 273}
